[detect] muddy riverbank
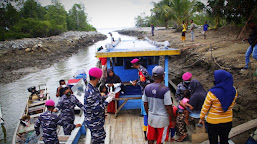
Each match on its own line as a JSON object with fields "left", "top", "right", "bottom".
{"left": 0, "top": 31, "right": 107, "bottom": 83}
{"left": 118, "top": 27, "right": 257, "bottom": 143}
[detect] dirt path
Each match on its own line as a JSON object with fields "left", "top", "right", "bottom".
{"left": 0, "top": 31, "right": 107, "bottom": 84}
{"left": 118, "top": 27, "right": 257, "bottom": 143}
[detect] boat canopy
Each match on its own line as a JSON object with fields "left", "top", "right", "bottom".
{"left": 96, "top": 39, "right": 180, "bottom": 58}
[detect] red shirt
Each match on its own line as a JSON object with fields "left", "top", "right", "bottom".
{"left": 99, "top": 58, "right": 107, "bottom": 65}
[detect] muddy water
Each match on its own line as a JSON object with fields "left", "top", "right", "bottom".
{"left": 0, "top": 29, "right": 136, "bottom": 143}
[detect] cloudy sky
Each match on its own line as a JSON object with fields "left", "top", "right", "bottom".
{"left": 37, "top": 0, "right": 208, "bottom": 29}
{"left": 38, "top": 0, "right": 161, "bottom": 28}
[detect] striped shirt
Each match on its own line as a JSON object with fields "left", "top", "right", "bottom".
{"left": 200, "top": 91, "right": 237, "bottom": 124}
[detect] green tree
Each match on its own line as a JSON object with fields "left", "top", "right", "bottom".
{"left": 44, "top": 2, "right": 67, "bottom": 35}
{"left": 67, "top": 4, "right": 95, "bottom": 31}
{"left": 206, "top": 0, "right": 225, "bottom": 28}
{"left": 20, "top": 0, "right": 46, "bottom": 19}
{"left": 0, "top": 3, "right": 20, "bottom": 40}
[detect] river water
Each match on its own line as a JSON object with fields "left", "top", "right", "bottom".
{"left": 0, "top": 28, "right": 136, "bottom": 143}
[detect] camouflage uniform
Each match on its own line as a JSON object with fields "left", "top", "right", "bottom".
{"left": 84, "top": 83, "right": 108, "bottom": 144}
{"left": 136, "top": 65, "right": 151, "bottom": 116}
{"left": 175, "top": 82, "right": 190, "bottom": 103}
{"left": 34, "top": 110, "right": 61, "bottom": 144}
{"left": 137, "top": 65, "right": 151, "bottom": 92}
{"left": 56, "top": 94, "right": 84, "bottom": 135}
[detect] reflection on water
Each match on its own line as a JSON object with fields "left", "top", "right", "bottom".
{"left": 0, "top": 28, "right": 136, "bottom": 143}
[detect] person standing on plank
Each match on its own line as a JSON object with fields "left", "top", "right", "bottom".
{"left": 131, "top": 58, "right": 152, "bottom": 140}
{"left": 84, "top": 67, "right": 115, "bottom": 144}
{"left": 143, "top": 66, "right": 175, "bottom": 144}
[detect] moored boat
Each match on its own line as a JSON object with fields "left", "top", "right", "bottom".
{"left": 96, "top": 37, "right": 180, "bottom": 117}
{"left": 37, "top": 74, "right": 87, "bottom": 144}
{"left": 12, "top": 84, "right": 49, "bottom": 144}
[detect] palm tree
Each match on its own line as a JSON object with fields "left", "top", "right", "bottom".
{"left": 151, "top": 0, "right": 173, "bottom": 28}
{"left": 150, "top": 0, "right": 205, "bottom": 29}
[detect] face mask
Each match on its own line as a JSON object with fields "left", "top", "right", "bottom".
{"left": 66, "top": 92, "right": 71, "bottom": 96}
{"left": 184, "top": 81, "right": 190, "bottom": 84}
{"left": 61, "top": 85, "right": 67, "bottom": 88}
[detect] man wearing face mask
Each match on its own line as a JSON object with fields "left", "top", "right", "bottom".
{"left": 56, "top": 79, "right": 66, "bottom": 97}
{"left": 84, "top": 67, "right": 115, "bottom": 144}
{"left": 53, "top": 86, "right": 83, "bottom": 135}
{"left": 175, "top": 72, "right": 192, "bottom": 105}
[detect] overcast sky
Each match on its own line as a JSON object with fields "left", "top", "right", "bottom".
{"left": 38, "top": 0, "right": 161, "bottom": 28}
{"left": 37, "top": 0, "right": 208, "bottom": 29}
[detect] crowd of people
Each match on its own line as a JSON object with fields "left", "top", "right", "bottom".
{"left": 33, "top": 57, "right": 238, "bottom": 144}
{"left": 32, "top": 26, "right": 244, "bottom": 143}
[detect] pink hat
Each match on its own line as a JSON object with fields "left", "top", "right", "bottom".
{"left": 131, "top": 58, "right": 139, "bottom": 64}
{"left": 45, "top": 100, "right": 55, "bottom": 106}
{"left": 89, "top": 67, "right": 102, "bottom": 78}
{"left": 182, "top": 72, "right": 192, "bottom": 81}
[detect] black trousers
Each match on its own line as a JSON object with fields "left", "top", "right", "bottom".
{"left": 206, "top": 122, "right": 232, "bottom": 144}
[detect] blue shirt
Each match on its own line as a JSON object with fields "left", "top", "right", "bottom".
{"left": 203, "top": 24, "right": 209, "bottom": 31}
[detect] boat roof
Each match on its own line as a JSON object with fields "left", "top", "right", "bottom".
{"left": 96, "top": 40, "right": 180, "bottom": 58}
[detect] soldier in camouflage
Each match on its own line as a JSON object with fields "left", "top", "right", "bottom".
{"left": 34, "top": 100, "right": 61, "bottom": 144}
{"left": 54, "top": 86, "right": 84, "bottom": 135}
{"left": 131, "top": 58, "right": 152, "bottom": 92}
{"left": 84, "top": 67, "right": 114, "bottom": 144}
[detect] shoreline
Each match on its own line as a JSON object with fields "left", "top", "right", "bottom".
{"left": 0, "top": 31, "right": 107, "bottom": 84}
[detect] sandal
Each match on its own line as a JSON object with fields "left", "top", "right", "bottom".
{"left": 176, "top": 134, "right": 188, "bottom": 142}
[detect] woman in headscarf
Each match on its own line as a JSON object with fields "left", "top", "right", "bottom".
{"left": 106, "top": 68, "right": 122, "bottom": 113}
{"left": 187, "top": 79, "right": 207, "bottom": 115}
{"left": 199, "top": 70, "right": 237, "bottom": 144}
{"left": 176, "top": 79, "right": 207, "bottom": 142}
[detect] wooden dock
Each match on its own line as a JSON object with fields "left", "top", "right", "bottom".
{"left": 78, "top": 91, "right": 192, "bottom": 144}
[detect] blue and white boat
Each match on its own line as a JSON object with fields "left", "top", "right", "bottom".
{"left": 96, "top": 37, "right": 181, "bottom": 117}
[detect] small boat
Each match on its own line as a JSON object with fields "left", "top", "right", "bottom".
{"left": 12, "top": 84, "right": 49, "bottom": 144}
{"left": 38, "top": 75, "right": 87, "bottom": 144}
{"left": 0, "top": 104, "right": 6, "bottom": 143}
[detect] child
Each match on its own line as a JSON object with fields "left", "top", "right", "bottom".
{"left": 100, "top": 84, "right": 108, "bottom": 97}
{"left": 178, "top": 90, "right": 190, "bottom": 125}
{"left": 165, "top": 106, "right": 178, "bottom": 142}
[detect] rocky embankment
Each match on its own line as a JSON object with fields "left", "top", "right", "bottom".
{"left": 0, "top": 31, "right": 107, "bottom": 83}
{"left": 117, "top": 27, "right": 257, "bottom": 144}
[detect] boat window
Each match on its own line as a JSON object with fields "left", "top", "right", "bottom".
{"left": 113, "top": 57, "right": 123, "bottom": 66}
{"left": 124, "top": 57, "right": 147, "bottom": 69}
{"left": 147, "top": 56, "right": 159, "bottom": 65}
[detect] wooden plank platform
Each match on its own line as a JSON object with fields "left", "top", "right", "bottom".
{"left": 28, "top": 100, "right": 46, "bottom": 108}
{"left": 113, "top": 97, "right": 141, "bottom": 118}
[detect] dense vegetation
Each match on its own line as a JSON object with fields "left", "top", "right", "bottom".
{"left": 0, "top": 0, "right": 96, "bottom": 41}
{"left": 135, "top": 0, "right": 257, "bottom": 29}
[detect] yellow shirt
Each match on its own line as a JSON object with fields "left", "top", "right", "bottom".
{"left": 200, "top": 91, "right": 237, "bottom": 124}
{"left": 182, "top": 24, "right": 186, "bottom": 32}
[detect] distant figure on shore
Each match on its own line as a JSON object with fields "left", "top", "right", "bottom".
{"left": 241, "top": 20, "right": 257, "bottom": 72}
{"left": 203, "top": 22, "right": 209, "bottom": 39}
{"left": 151, "top": 24, "right": 155, "bottom": 36}
{"left": 190, "top": 20, "right": 196, "bottom": 42}
{"left": 181, "top": 21, "right": 187, "bottom": 41}
{"left": 108, "top": 32, "right": 114, "bottom": 43}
